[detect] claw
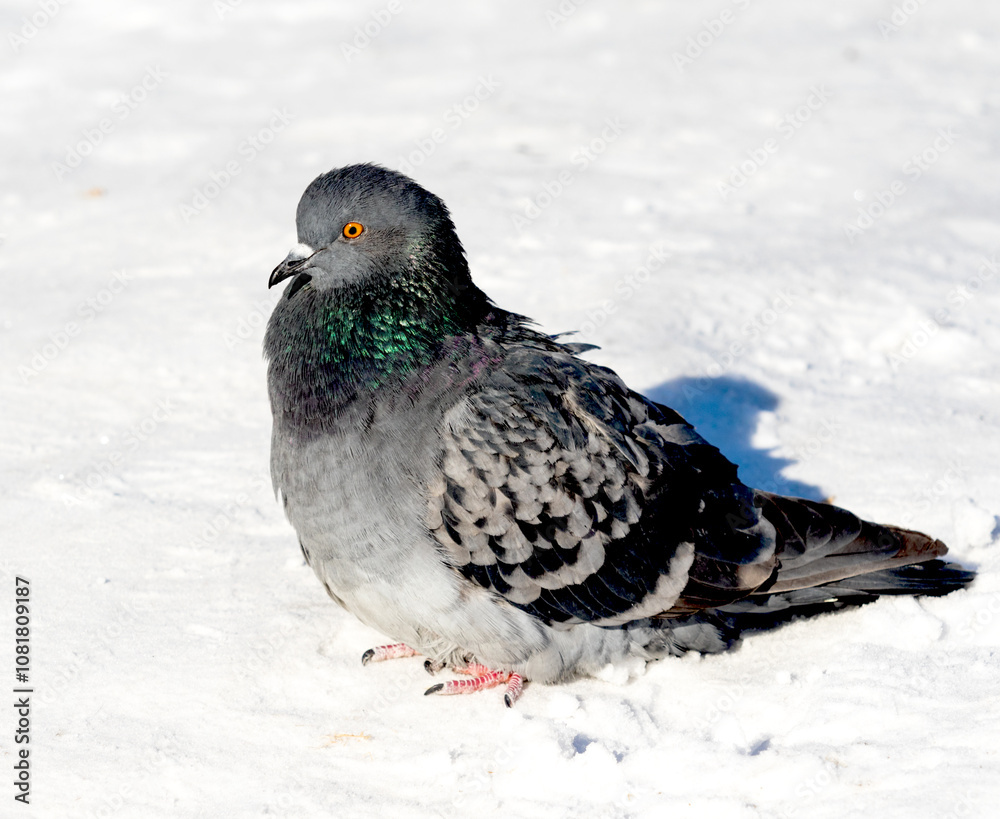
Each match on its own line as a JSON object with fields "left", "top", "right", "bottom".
{"left": 363, "top": 647, "right": 525, "bottom": 706}
{"left": 503, "top": 674, "right": 524, "bottom": 708}
{"left": 361, "top": 643, "right": 419, "bottom": 665}
{"left": 423, "top": 664, "right": 525, "bottom": 707}
{"left": 423, "top": 658, "right": 446, "bottom": 675}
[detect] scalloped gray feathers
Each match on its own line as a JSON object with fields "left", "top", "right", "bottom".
{"left": 425, "top": 335, "right": 780, "bottom": 628}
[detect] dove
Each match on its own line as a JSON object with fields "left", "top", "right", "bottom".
{"left": 264, "top": 163, "right": 973, "bottom": 706}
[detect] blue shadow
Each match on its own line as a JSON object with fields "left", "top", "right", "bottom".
{"left": 647, "top": 375, "right": 824, "bottom": 501}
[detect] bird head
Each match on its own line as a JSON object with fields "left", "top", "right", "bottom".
{"left": 269, "top": 163, "right": 477, "bottom": 306}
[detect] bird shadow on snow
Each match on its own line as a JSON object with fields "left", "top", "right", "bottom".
{"left": 647, "top": 375, "right": 825, "bottom": 501}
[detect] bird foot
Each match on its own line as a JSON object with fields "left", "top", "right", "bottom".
{"left": 361, "top": 643, "right": 419, "bottom": 665}
{"left": 424, "top": 662, "right": 525, "bottom": 708}
{"left": 361, "top": 647, "right": 525, "bottom": 706}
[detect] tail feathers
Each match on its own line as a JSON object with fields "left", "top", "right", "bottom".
{"left": 655, "top": 559, "right": 975, "bottom": 656}
{"left": 706, "top": 559, "right": 975, "bottom": 634}
{"left": 653, "top": 493, "right": 974, "bottom": 654}
{"left": 816, "top": 559, "right": 976, "bottom": 596}
{"left": 756, "top": 492, "right": 950, "bottom": 594}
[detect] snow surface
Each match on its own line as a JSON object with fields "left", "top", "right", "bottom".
{"left": 2, "top": 1, "right": 999, "bottom": 817}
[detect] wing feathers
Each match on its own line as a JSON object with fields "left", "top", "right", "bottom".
{"left": 426, "top": 335, "right": 775, "bottom": 625}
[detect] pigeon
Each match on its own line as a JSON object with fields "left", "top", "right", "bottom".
{"left": 264, "top": 163, "right": 973, "bottom": 706}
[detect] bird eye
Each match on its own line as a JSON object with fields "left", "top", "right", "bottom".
{"left": 342, "top": 222, "right": 364, "bottom": 239}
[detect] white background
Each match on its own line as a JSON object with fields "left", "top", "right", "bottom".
{"left": 2, "top": 1, "right": 998, "bottom": 816}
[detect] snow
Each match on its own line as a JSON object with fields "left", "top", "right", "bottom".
{"left": 2, "top": 0, "right": 999, "bottom": 816}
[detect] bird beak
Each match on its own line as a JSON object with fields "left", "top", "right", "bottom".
{"left": 269, "top": 243, "right": 318, "bottom": 288}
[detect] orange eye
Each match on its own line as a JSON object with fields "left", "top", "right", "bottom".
{"left": 342, "top": 222, "right": 364, "bottom": 239}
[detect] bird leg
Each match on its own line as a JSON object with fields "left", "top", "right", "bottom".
{"left": 361, "top": 647, "right": 525, "bottom": 706}
{"left": 361, "top": 643, "right": 420, "bottom": 665}
{"left": 424, "top": 662, "right": 525, "bottom": 707}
